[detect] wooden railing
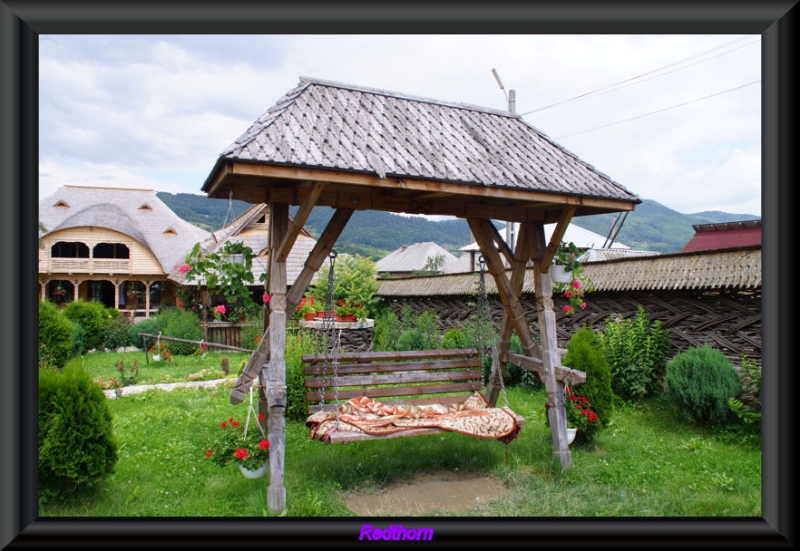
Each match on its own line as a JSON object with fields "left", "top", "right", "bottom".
{"left": 49, "top": 258, "right": 130, "bottom": 273}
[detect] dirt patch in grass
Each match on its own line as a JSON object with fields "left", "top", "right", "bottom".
{"left": 343, "top": 471, "right": 511, "bottom": 516}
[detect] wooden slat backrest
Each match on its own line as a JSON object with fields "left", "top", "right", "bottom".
{"left": 302, "top": 348, "right": 484, "bottom": 414}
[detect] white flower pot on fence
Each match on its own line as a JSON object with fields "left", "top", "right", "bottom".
{"left": 549, "top": 265, "right": 572, "bottom": 284}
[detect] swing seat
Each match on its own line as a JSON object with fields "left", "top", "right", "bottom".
{"left": 302, "top": 348, "right": 525, "bottom": 443}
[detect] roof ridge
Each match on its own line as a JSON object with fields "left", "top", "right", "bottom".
{"left": 298, "top": 75, "right": 517, "bottom": 118}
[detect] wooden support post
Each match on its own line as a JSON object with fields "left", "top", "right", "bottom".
{"left": 531, "top": 222, "right": 572, "bottom": 468}
{"left": 265, "top": 202, "right": 288, "bottom": 513}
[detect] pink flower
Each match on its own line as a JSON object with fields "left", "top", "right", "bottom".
{"left": 178, "top": 264, "right": 191, "bottom": 274}
{"left": 216, "top": 305, "right": 226, "bottom": 315}
{"left": 571, "top": 279, "right": 581, "bottom": 289}
{"left": 262, "top": 293, "right": 271, "bottom": 303}
{"left": 580, "top": 302, "right": 587, "bottom": 310}
{"left": 564, "top": 290, "right": 573, "bottom": 299}
{"left": 562, "top": 305, "right": 572, "bottom": 313}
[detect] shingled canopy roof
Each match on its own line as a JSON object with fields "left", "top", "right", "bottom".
{"left": 201, "top": 76, "right": 641, "bottom": 223}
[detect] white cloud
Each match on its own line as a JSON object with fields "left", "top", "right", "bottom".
{"left": 38, "top": 34, "right": 762, "bottom": 216}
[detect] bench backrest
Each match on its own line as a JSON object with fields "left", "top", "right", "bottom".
{"left": 302, "top": 348, "right": 484, "bottom": 414}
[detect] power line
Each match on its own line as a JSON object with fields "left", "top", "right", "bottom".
{"left": 521, "top": 36, "right": 758, "bottom": 116}
{"left": 552, "top": 80, "right": 760, "bottom": 140}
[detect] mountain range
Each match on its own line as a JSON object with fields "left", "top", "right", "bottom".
{"left": 157, "top": 192, "right": 760, "bottom": 260}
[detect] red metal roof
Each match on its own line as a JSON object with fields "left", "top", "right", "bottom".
{"left": 680, "top": 220, "right": 761, "bottom": 253}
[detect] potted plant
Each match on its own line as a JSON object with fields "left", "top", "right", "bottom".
{"left": 205, "top": 413, "right": 270, "bottom": 478}
{"left": 550, "top": 241, "right": 582, "bottom": 284}
{"left": 52, "top": 284, "right": 66, "bottom": 301}
{"left": 334, "top": 299, "right": 362, "bottom": 322}
{"left": 297, "top": 295, "right": 317, "bottom": 321}
{"left": 544, "top": 385, "right": 598, "bottom": 445}
{"left": 559, "top": 278, "right": 588, "bottom": 316}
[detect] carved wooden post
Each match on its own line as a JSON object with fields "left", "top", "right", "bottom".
{"left": 532, "top": 223, "right": 572, "bottom": 468}
{"left": 265, "top": 202, "right": 288, "bottom": 512}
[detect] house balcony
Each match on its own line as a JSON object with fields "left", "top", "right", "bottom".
{"left": 49, "top": 258, "right": 131, "bottom": 273}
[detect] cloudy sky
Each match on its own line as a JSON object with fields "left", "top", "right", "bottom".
{"left": 38, "top": 34, "right": 761, "bottom": 217}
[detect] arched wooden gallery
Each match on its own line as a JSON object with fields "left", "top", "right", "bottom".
{"left": 200, "top": 77, "right": 641, "bottom": 512}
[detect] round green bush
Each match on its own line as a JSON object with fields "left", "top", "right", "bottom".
{"left": 664, "top": 344, "right": 742, "bottom": 426}
{"left": 156, "top": 307, "right": 203, "bottom": 355}
{"left": 103, "top": 315, "right": 133, "bottom": 351}
{"left": 441, "top": 328, "right": 470, "bottom": 349}
{"left": 395, "top": 329, "right": 423, "bottom": 351}
{"left": 38, "top": 300, "right": 74, "bottom": 368}
{"left": 128, "top": 317, "right": 159, "bottom": 349}
{"left": 38, "top": 360, "right": 118, "bottom": 503}
{"left": 562, "top": 326, "right": 614, "bottom": 443}
{"left": 61, "top": 299, "right": 109, "bottom": 351}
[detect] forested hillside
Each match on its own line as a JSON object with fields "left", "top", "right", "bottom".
{"left": 157, "top": 192, "right": 760, "bottom": 260}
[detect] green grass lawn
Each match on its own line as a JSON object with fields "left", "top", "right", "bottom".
{"left": 39, "top": 351, "right": 762, "bottom": 518}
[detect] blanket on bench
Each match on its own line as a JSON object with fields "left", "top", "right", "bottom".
{"left": 306, "top": 394, "right": 522, "bottom": 443}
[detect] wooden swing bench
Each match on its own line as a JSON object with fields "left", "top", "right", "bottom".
{"left": 302, "top": 348, "right": 526, "bottom": 443}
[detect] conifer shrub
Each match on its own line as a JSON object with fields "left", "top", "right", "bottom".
{"left": 664, "top": 344, "right": 742, "bottom": 426}
{"left": 562, "top": 326, "right": 614, "bottom": 443}
{"left": 395, "top": 329, "right": 423, "bottom": 351}
{"left": 38, "top": 360, "right": 118, "bottom": 503}
{"left": 62, "top": 299, "right": 109, "bottom": 352}
{"left": 373, "top": 308, "right": 402, "bottom": 351}
{"left": 127, "top": 317, "right": 159, "bottom": 349}
{"left": 38, "top": 300, "right": 74, "bottom": 368}
{"left": 441, "top": 327, "right": 470, "bottom": 349}
{"left": 69, "top": 320, "right": 86, "bottom": 357}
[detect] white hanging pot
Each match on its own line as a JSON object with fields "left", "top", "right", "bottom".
{"left": 549, "top": 264, "right": 572, "bottom": 284}
{"left": 239, "top": 460, "right": 268, "bottom": 479}
{"left": 152, "top": 354, "right": 161, "bottom": 362}
{"left": 566, "top": 427, "right": 577, "bottom": 445}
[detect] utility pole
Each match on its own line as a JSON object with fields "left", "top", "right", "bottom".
{"left": 493, "top": 68, "right": 517, "bottom": 253}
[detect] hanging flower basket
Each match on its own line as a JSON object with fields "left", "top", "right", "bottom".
{"left": 549, "top": 264, "right": 572, "bottom": 284}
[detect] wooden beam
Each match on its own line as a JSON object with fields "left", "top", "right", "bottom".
{"left": 285, "top": 208, "right": 354, "bottom": 311}
{"left": 541, "top": 205, "right": 577, "bottom": 270}
{"left": 531, "top": 222, "right": 572, "bottom": 468}
{"left": 504, "top": 351, "right": 586, "bottom": 385}
{"left": 466, "top": 218, "right": 535, "bottom": 354}
{"left": 274, "top": 182, "right": 325, "bottom": 262}
{"left": 265, "top": 202, "right": 288, "bottom": 513}
{"left": 207, "top": 160, "right": 637, "bottom": 213}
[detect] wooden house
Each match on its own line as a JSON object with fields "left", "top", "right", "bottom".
{"left": 38, "top": 185, "right": 210, "bottom": 318}
{"left": 374, "top": 241, "right": 460, "bottom": 278}
{"left": 199, "top": 76, "right": 641, "bottom": 512}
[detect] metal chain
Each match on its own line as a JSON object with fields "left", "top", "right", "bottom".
{"left": 318, "top": 251, "right": 340, "bottom": 426}
{"left": 477, "top": 257, "right": 509, "bottom": 408}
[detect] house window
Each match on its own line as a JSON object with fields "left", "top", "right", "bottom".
{"left": 51, "top": 241, "right": 89, "bottom": 258}
{"left": 89, "top": 281, "right": 104, "bottom": 303}
{"left": 93, "top": 242, "right": 130, "bottom": 259}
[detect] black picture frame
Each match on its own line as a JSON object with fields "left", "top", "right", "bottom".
{"left": 2, "top": 1, "right": 794, "bottom": 548}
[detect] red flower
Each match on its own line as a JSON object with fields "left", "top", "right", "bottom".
{"left": 587, "top": 411, "right": 598, "bottom": 422}
{"left": 263, "top": 293, "right": 271, "bottom": 303}
{"left": 231, "top": 421, "right": 240, "bottom": 427}
{"left": 562, "top": 305, "right": 572, "bottom": 313}
{"left": 201, "top": 343, "right": 207, "bottom": 349}
{"left": 205, "top": 449, "right": 213, "bottom": 457}
{"left": 234, "top": 448, "right": 249, "bottom": 460}
{"left": 568, "top": 394, "right": 578, "bottom": 402}
{"left": 220, "top": 422, "right": 227, "bottom": 428}
{"left": 564, "top": 290, "right": 573, "bottom": 298}
{"left": 571, "top": 279, "right": 581, "bottom": 289}
{"left": 544, "top": 403, "right": 550, "bottom": 409}
{"left": 257, "top": 413, "right": 265, "bottom": 422}
{"left": 579, "top": 396, "right": 588, "bottom": 405}
{"left": 258, "top": 439, "right": 270, "bottom": 451}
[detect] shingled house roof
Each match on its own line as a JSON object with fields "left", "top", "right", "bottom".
{"left": 39, "top": 185, "right": 210, "bottom": 273}
{"left": 375, "top": 241, "right": 459, "bottom": 276}
{"left": 377, "top": 248, "right": 761, "bottom": 297}
{"left": 202, "top": 76, "right": 641, "bottom": 223}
